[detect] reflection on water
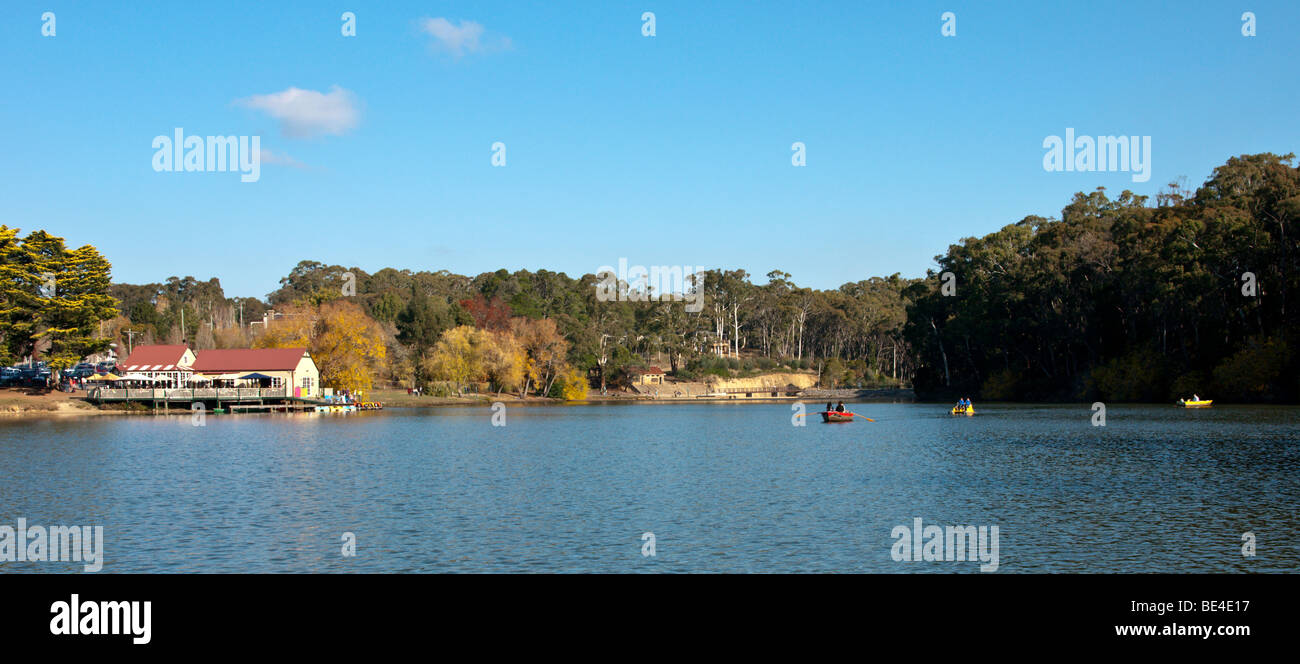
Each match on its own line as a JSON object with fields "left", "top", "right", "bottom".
{"left": 1, "top": 403, "right": 1297, "bottom": 573}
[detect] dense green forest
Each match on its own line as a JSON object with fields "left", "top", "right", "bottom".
{"left": 906, "top": 152, "right": 1300, "bottom": 402}
{"left": 93, "top": 152, "right": 1300, "bottom": 401}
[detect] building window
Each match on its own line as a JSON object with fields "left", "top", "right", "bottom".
{"left": 301, "top": 377, "right": 313, "bottom": 393}
{"left": 271, "top": 377, "right": 283, "bottom": 388}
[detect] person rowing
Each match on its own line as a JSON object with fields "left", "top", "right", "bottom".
{"left": 835, "top": 401, "right": 845, "bottom": 413}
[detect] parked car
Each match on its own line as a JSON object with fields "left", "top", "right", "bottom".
{"left": 18, "top": 370, "right": 50, "bottom": 387}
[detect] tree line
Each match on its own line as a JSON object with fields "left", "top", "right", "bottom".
{"left": 11, "top": 151, "right": 1295, "bottom": 402}
{"left": 102, "top": 261, "right": 917, "bottom": 396}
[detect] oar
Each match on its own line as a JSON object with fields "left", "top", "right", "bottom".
{"left": 844, "top": 412, "right": 875, "bottom": 422}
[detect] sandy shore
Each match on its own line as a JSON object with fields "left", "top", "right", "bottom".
{"left": 0, "top": 389, "right": 115, "bottom": 417}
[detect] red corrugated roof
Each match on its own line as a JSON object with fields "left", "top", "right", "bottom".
{"left": 120, "top": 345, "right": 191, "bottom": 370}
{"left": 191, "top": 348, "right": 309, "bottom": 372}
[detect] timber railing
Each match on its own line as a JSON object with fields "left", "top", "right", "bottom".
{"left": 89, "top": 387, "right": 289, "bottom": 402}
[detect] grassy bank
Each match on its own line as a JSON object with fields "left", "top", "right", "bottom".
{"left": 366, "top": 389, "right": 562, "bottom": 407}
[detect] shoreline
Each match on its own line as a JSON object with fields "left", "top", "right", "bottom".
{"left": 1, "top": 395, "right": 1289, "bottom": 419}
{"left": 0, "top": 387, "right": 917, "bottom": 419}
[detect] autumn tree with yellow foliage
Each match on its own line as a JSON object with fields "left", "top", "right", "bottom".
{"left": 254, "top": 300, "right": 386, "bottom": 392}
{"left": 556, "top": 365, "right": 589, "bottom": 400}
{"left": 422, "top": 317, "right": 588, "bottom": 400}
{"left": 312, "top": 300, "right": 388, "bottom": 392}
{"left": 481, "top": 330, "right": 526, "bottom": 397}
{"left": 422, "top": 325, "right": 483, "bottom": 394}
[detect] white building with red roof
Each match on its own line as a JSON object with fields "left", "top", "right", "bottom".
{"left": 190, "top": 348, "right": 320, "bottom": 398}
{"left": 118, "top": 344, "right": 196, "bottom": 386}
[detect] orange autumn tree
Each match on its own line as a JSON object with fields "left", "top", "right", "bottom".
{"left": 255, "top": 300, "right": 386, "bottom": 392}
{"left": 511, "top": 317, "right": 568, "bottom": 398}
{"left": 252, "top": 304, "right": 313, "bottom": 348}
{"left": 312, "top": 300, "right": 387, "bottom": 392}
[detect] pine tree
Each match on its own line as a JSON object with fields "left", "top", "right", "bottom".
{"left": 0, "top": 227, "right": 119, "bottom": 378}
{"left": 43, "top": 243, "right": 120, "bottom": 374}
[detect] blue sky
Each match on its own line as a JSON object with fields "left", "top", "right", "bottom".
{"left": 2, "top": 1, "right": 1297, "bottom": 298}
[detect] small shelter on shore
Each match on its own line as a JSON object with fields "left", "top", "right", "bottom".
{"left": 628, "top": 366, "right": 666, "bottom": 386}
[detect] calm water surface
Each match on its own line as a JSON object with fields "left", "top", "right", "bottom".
{"left": 1, "top": 403, "right": 1297, "bottom": 573}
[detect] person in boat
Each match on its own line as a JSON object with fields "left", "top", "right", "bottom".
{"left": 826, "top": 402, "right": 834, "bottom": 413}
{"left": 1193, "top": 394, "right": 1200, "bottom": 401}
{"left": 835, "top": 401, "right": 845, "bottom": 413}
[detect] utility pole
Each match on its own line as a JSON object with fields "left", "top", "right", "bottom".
{"left": 125, "top": 329, "right": 140, "bottom": 356}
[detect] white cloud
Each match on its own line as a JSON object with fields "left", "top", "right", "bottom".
{"left": 260, "top": 148, "right": 307, "bottom": 169}
{"left": 237, "top": 86, "right": 360, "bottom": 139}
{"left": 419, "top": 17, "right": 511, "bottom": 56}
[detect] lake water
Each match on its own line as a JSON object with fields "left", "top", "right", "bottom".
{"left": 1, "top": 403, "right": 1297, "bottom": 573}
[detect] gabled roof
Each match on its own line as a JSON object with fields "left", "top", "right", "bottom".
{"left": 191, "top": 348, "right": 310, "bottom": 372}
{"left": 120, "top": 345, "right": 192, "bottom": 372}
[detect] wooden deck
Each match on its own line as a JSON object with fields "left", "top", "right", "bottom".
{"left": 89, "top": 387, "right": 289, "bottom": 403}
